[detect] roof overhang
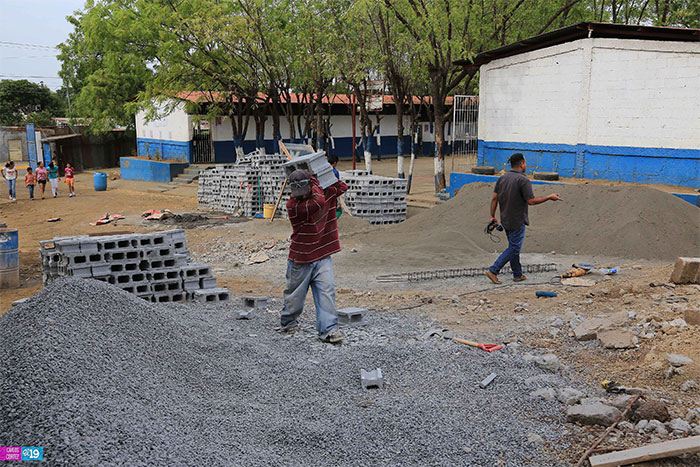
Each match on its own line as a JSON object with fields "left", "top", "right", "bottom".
{"left": 454, "top": 22, "right": 700, "bottom": 68}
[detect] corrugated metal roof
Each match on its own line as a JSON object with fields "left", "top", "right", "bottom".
{"left": 455, "top": 22, "right": 700, "bottom": 68}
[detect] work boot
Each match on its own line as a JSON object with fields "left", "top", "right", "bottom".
{"left": 320, "top": 330, "right": 344, "bottom": 344}
{"left": 486, "top": 270, "right": 501, "bottom": 285}
{"left": 277, "top": 323, "right": 299, "bottom": 334}
{"left": 513, "top": 275, "right": 527, "bottom": 282}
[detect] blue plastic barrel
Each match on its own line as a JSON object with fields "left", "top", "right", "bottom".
{"left": 0, "top": 228, "right": 19, "bottom": 288}
{"left": 94, "top": 172, "right": 107, "bottom": 191}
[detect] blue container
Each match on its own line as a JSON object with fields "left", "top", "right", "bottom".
{"left": 0, "top": 228, "right": 19, "bottom": 288}
{"left": 94, "top": 172, "right": 108, "bottom": 191}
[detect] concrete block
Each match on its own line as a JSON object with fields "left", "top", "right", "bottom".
{"left": 91, "top": 265, "right": 111, "bottom": 276}
{"left": 70, "top": 266, "right": 93, "bottom": 278}
{"left": 337, "top": 307, "right": 367, "bottom": 326}
{"left": 235, "top": 309, "right": 253, "bottom": 320}
{"left": 79, "top": 240, "right": 99, "bottom": 254}
{"left": 670, "top": 257, "right": 700, "bottom": 284}
{"left": 193, "top": 288, "right": 231, "bottom": 303}
{"left": 200, "top": 277, "right": 217, "bottom": 289}
{"left": 360, "top": 368, "right": 383, "bottom": 389}
{"left": 242, "top": 296, "right": 268, "bottom": 310}
{"left": 183, "top": 279, "right": 200, "bottom": 292}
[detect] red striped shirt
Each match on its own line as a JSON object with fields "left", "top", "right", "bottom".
{"left": 287, "top": 177, "right": 348, "bottom": 264}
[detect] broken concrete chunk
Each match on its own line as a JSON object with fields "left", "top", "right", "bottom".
{"left": 597, "top": 329, "right": 637, "bottom": 349}
{"left": 526, "top": 433, "right": 544, "bottom": 443}
{"left": 566, "top": 403, "right": 622, "bottom": 426}
{"left": 617, "top": 421, "right": 635, "bottom": 431}
{"left": 670, "top": 257, "right": 700, "bottom": 284}
{"left": 684, "top": 308, "right": 700, "bottom": 326}
{"left": 669, "top": 318, "right": 687, "bottom": 328}
{"left": 636, "top": 419, "right": 649, "bottom": 433}
{"left": 573, "top": 318, "right": 606, "bottom": 341}
{"left": 530, "top": 388, "right": 557, "bottom": 401}
{"left": 557, "top": 387, "right": 584, "bottom": 405}
{"left": 532, "top": 354, "right": 560, "bottom": 372}
{"left": 667, "top": 353, "right": 693, "bottom": 367}
{"left": 648, "top": 419, "right": 668, "bottom": 436}
{"left": 668, "top": 418, "right": 691, "bottom": 435}
{"left": 681, "top": 380, "right": 697, "bottom": 392}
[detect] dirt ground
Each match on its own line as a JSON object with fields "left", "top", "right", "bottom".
{"left": 1, "top": 155, "right": 699, "bottom": 465}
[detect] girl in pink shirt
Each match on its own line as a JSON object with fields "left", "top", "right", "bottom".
{"left": 65, "top": 163, "right": 76, "bottom": 197}
{"left": 35, "top": 161, "right": 48, "bottom": 199}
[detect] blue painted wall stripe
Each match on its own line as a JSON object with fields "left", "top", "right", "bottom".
{"left": 479, "top": 140, "right": 700, "bottom": 188}
{"left": 447, "top": 172, "right": 700, "bottom": 207}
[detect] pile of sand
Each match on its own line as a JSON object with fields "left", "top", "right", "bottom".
{"left": 357, "top": 183, "right": 699, "bottom": 262}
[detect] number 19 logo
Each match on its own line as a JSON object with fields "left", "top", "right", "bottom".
{"left": 22, "top": 447, "right": 43, "bottom": 461}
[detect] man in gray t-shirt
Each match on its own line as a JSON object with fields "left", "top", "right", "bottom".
{"left": 486, "top": 153, "right": 562, "bottom": 285}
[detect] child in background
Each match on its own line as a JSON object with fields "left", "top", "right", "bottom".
{"left": 35, "top": 162, "right": 48, "bottom": 199}
{"left": 1, "top": 161, "right": 17, "bottom": 201}
{"left": 25, "top": 167, "right": 36, "bottom": 200}
{"left": 48, "top": 161, "right": 60, "bottom": 198}
{"left": 64, "top": 163, "right": 76, "bottom": 197}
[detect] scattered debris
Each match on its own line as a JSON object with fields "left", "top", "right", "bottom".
{"left": 244, "top": 251, "right": 270, "bottom": 265}
{"left": 680, "top": 380, "right": 697, "bottom": 392}
{"left": 479, "top": 373, "right": 497, "bottom": 389}
{"left": 530, "top": 354, "right": 561, "bottom": 372}
{"left": 535, "top": 291, "right": 557, "bottom": 298}
{"left": 47, "top": 217, "right": 61, "bottom": 223}
{"left": 557, "top": 387, "right": 584, "bottom": 405}
{"left": 562, "top": 277, "right": 596, "bottom": 287}
{"left": 452, "top": 337, "right": 502, "bottom": 352}
{"left": 667, "top": 353, "right": 693, "bottom": 367}
{"left": 90, "top": 213, "right": 124, "bottom": 226}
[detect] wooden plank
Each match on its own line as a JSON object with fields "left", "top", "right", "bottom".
{"left": 589, "top": 436, "right": 700, "bottom": 467}
{"left": 278, "top": 141, "right": 292, "bottom": 160}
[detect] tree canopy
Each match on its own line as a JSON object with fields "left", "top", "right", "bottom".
{"left": 57, "top": 0, "right": 700, "bottom": 187}
{"left": 0, "top": 80, "right": 66, "bottom": 127}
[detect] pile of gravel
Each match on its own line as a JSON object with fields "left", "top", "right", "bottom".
{"left": 1, "top": 278, "right": 569, "bottom": 465}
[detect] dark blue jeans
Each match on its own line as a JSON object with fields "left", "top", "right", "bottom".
{"left": 489, "top": 224, "right": 525, "bottom": 278}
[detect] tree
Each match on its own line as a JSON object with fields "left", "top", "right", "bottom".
{"left": 0, "top": 80, "right": 65, "bottom": 126}
{"left": 58, "top": 1, "right": 152, "bottom": 133}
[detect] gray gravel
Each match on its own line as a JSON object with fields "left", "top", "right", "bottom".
{"left": 1, "top": 278, "right": 570, "bottom": 466}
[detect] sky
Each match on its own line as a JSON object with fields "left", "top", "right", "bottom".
{"left": 0, "top": 0, "right": 85, "bottom": 91}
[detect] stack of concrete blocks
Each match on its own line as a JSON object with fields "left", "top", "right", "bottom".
{"left": 283, "top": 151, "right": 338, "bottom": 189}
{"left": 340, "top": 171, "right": 408, "bottom": 225}
{"left": 197, "top": 150, "right": 292, "bottom": 218}
{"left": 39, "top": 229, "right": 230, "bottom": 303}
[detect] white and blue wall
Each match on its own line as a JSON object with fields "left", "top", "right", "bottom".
{"left": 477, "top": 38, "right": 700, "bottom": 188}
{"left": 135, "top": 103, "right": 194, "bottom": 162}
{"left": 134, "top": 100, "right": 444, "bottom": 166}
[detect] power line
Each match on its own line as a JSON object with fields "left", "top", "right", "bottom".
{"left": 0, "top": 55, "right": 59, "bottom": 59}
{"left": 0, "top": 74, "right": 62, "bottom": 79}
{"left": 0, "top": 41, "right": 58, "bottom": 50}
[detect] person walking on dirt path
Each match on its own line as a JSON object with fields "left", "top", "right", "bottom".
{"left": 64, "top": 163, "right": 76, "bottom": 197}
{"left": 279, "top": 169, "right": 349, "bottom": 344}
{"left": 486, "top": 153, "right": 562, "bottom": 285}
{"left": 47, "top": 161, "right": 60, "bottom": 198}
{"left": 35, "top": 162, "right": 48, "bottom": 199}
{"left": 25, "top": 167, "right": 36, "bottom": 200}
{"left": 2, "top": 161, "right": 17, "bottom": 201}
